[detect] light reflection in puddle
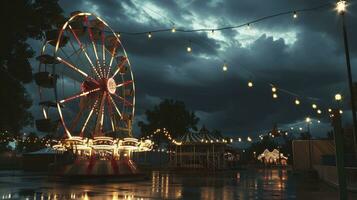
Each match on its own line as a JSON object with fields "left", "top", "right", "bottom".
{"left": 0, "top": 169, "right": 295, "bottom": 199}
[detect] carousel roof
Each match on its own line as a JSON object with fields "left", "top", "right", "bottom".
{"left": 178, "top": 126, "right": 226, "bottom": 145}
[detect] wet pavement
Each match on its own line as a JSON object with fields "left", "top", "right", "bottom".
{"left": 0, "top": 168, "right": 356, "bottom": 199}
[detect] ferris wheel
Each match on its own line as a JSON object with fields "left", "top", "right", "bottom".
{"left": 35, "top": 12, "right": 135, "bottom": 139}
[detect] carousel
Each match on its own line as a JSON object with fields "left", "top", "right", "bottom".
{"left": 34, "top": 12, "right": 152, "bottom": 176}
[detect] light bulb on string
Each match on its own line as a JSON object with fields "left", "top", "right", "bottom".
{"left": 340, "top": 110, "right": 343, "bottom": 114}
{"left": 273, "top": 93, "right": 278, "bottom": 99}
{"left": 272, "top": 86, "right": 277, "bottom": 92}
{"left": 117, "top": 32, "right": 121, "bottom": 38}
{"left": 294, "top": 98, "right": 300, "bottom": 105}
{"left": 317, "top": 109, "right": 322, "bottom": 114}
{"left": 312, "top": 104, "right": 317, "bottom": 109}
{"left": 147, "top": 32, "right": 152, "bottom": 39}
{"left": 222, "top": 62, "right": 228, "bottom": 71}
{"left": 171, "top": 26, "right": 176, "bottom": 33}
{"left": 248, "top": 81, "right": 253, "bottom": 88}
{"left": 293, "top": 11, "right": 298, "bottom": 19}
{"left": 328, "top": 108, "right": 332, "bottom": 113}
{"left": 187, "top": 41, "right": 192, "bottom": 53}
{"left": 318, "top": 120, "right": 321, "bottom": 123}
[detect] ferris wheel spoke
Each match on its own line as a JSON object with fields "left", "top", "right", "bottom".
{"left": 101, "top": 30, "right": 106, "bottom": 66}
{"left": 68, "top": 25, "right": 102, "bottom": 79}
{"left": 95, "top": 92, "right": 107, "bottom": 134}
{"left": 116, "top": 80, "right": 133, "bottom": 88}
{"left": 107, "top": 46, "right": 117, "bottom": 78}
{"left": 111, "top": 57, "right": 128, "bottom": 78}
{"left": 59, "top": 88, "right": 100, "bottom": 104}
{"left": 80, "top": 98, "right": 99, "bottom": 136}
{"left": 111, "top": 93, "right": 133, "bottom": 107}
{"left": 56, "top": 56, "right": 88, "bottom": 78}
{"left": 84, "top": 17, "right": 104, "bottom": 78}
{"left": 106, "top": 98, "right": 115, "bottom": 132}
{"left": 57, "top": 103, "right": 71, "bottom": 138}
{"left": 108, "top": 94, "right": 122, "bottom": 119}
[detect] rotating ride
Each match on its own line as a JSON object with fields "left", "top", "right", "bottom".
{"left": 34, "top": 11, "right": 152, "bottom": 172}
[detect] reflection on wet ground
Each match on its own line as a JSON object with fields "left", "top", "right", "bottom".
{"left": 0, "top": 169, "right": 355, "bottom": 199}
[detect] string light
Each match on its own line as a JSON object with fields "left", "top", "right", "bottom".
{"left": 340, "top": 110, "right": 343, "bottom": 114}
{"left": 317, "top": 109, "right": 322, "bottom": 114}
{"left": 147, "top": 32, "right": 152, "bottom": 39}
{"left": 117, "top": 33, "right": 121, "bottom": 37}
{"left": 335, "top": 93, "right": 342, "bottom": 101}
{"left": 318, "top": 120, "right": 321, "bottom": 123}
{"left": 171, "top": 26, "right": 176, "bottom": 33}
{"left": 312, "top": 104, "right": 317, "bottom": 109}
{"left": 328, "top": 108, "right": 332, "bottom": 113}
{"left": 272, "top": 86, "right": 277, "bottom": 92}
{"left": 294, "top": 99, "right": 300, "bottom": 105}
{"left": 248, "top": 81, "right": 253, "bottom": 88}
{"left": 305, "top": 117, "right": 311, "bottom": 123}
{"left": 273, "top": 93, "right": 278, "bottom": 99}
{"left": 247, "top": 136, "right": 252, "bottom": 142}
{"left": 187, "top": 40, "right": 192, "bottom": 52}
{"left": 299, "top": 127, "right": 303, "bottom": 131}
{"left": 222, "top": 63, "right": 228, "bottom": 71}
{"left": 293, "top": 11, "right": 298, "bottom": 18}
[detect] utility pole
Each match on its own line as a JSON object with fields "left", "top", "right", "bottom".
{"left": 332, "top": 109, "right": 348, "bottom": 200}
{"left": 339, "top": 0, "right": 357, "bottom": 157}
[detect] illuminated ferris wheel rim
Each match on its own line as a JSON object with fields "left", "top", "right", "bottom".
{"left": 41, "top": 12, "right": 136, "bottom": 139}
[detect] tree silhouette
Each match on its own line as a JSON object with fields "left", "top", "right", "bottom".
{"left": 138, "top": 99, "right": 199, "bottom": 141}
{"left": 0, "top": 0, "right": 64, "bottom": 133}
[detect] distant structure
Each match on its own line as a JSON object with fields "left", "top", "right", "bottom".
{"left": 170, "top": 126, "right": 239, "bottom": 170}
{"left": 257, "top": 149, "right": 288, "bottom": 166}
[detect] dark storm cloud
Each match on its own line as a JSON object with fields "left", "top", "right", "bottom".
{"left": 26, "top": 0, "right": 357, "bottom": 138}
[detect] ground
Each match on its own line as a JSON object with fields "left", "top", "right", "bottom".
{"left": 0, "top": 169, "right": 356, "bottom": 199}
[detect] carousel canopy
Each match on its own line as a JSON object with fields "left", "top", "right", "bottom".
{"left": 178, "top": 126, "right": 225, "bottom": 145}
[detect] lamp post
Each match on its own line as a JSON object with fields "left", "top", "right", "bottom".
{"left": 306, "top": 117, "right": 312, "bottom": 169}
{"left": 337, "top": 0, "right": 357, "bottom": 157}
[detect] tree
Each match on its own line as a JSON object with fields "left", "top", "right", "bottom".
{"left": 0, "top": 0, "right": 65, "bottom": 133}
{"left": 16, "top": 132, "right": 45, "bottom": 152}
{"left": 138, "top": 99, "right": 199, "bottom": 142}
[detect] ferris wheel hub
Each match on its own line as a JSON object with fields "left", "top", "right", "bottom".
{"left": 106, "top": 78, "right": 117, "bottom": 94}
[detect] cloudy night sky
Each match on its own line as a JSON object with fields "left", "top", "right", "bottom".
{"left": 26, "top": 0, "right": 357, "bottom": 139}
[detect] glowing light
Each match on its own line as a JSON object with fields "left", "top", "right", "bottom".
{"left": 148, "top": 32, "right": 152, "bottom": 38}
{"left": 340, "top": 110, "right": 343, "bottom": 114}
{"left": 306, "top": 117, "right": 311, "bottom": 123}
{"left": 290, "top": 127, "right": 294, "bottom": 130}
{"left": 171, "top": 26, "right": 176, "bottom": 33}
{"left": 187, "top": 46, "right": 192, "bottom": 52}
{"left": 336, "top": 1, "right": 347, "bottom": 14}
{"left": 299, "top": 127, "right": 303, "bottom": 131}
{"left": 318, "top": 120, "right": 321, "bottom": 123}
{"left": 238, "top": 138, "right": 242, "bottom": 142}
{"left": 312, "top": 104, "right": 317, "bottom": 109}
{"left": 273, "top": 93, "right": 278, "bottom": 99}
{"left": 223, "top": 63, "right": 228, "bottom": 71}
{"left": 293, "top": 11, "right": 298, "bottom": 18}
{"left": 294, "top": 99, "right": 300, "bottom": 105}
{"left": 328, "top": 108, "right": 332, "bottom": 113}
{"left": 248, "top": 81, "right": 253, "bottom": 88}
{"left": 272, "top": 86, "right": 277, "bottom": 92}
{"left": 247, "top": 136, "right": 252, "bottom": 142}
{"left": 317, "top": 109, "right": 322, "bottom": 114}
{"left": 335, "top": 93, "right": 342, "bottom": 101}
